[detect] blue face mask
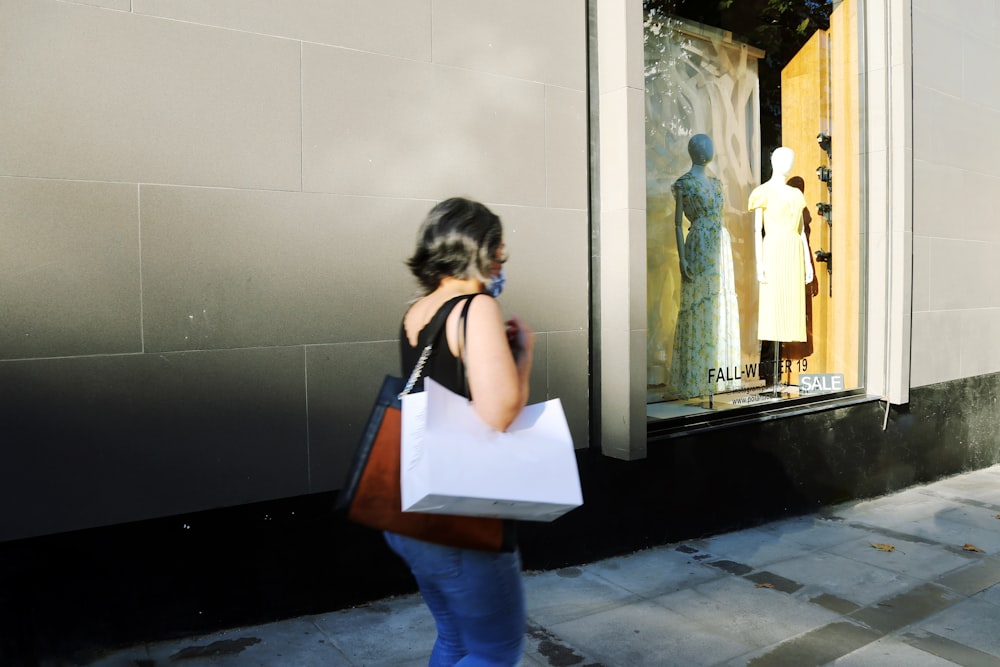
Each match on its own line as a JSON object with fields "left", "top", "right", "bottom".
{"left": 485, "top": 268, "right": 506, "bottom": 298}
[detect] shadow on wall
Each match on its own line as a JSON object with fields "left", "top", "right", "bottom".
{"left": 0, "top": 495, "right": 413, "bottom": 666}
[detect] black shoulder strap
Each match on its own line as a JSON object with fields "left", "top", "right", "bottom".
{"left": 404, "top": 294, "right": 478, "bottom": 393}
{"left": 456, "top": 294, "right": 477, "bottom": 396}
{"left": 422, "top": 294, "right": 475, "bottom": 349}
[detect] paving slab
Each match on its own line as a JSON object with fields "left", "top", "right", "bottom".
{"left": 312, "top": 596, "right": 436, "bottom": 665}
{"left": 523, "top": 567, "right": 639, "bottom": 627}
{"left": 729, "top": 619, "right": 881, "bottom": 667}
{"left": 911, "top": 596, "right": 1000, "bottom": 659}
{"left": 77, "top": 465, "right": 1000, "bottom": 667}
{"left": 758, "top": 515, "right": 873, "bottom": 551}
{"left": 830, "top": 493, "right": 967, "bottom": 532}
{"left": 888, "top": 512, "right": 1000, "bottom": 554}
{"left": 523, "top": 621, "right": 604, "bottom": 666}
{"left": 584, "top": 544, "right": 724, "bottom": 598}
{"left": 653, "top": 575, "right": 839, "bottom": 649}
{"left": 825, "top": 535, "right": 973, "bottom": 582}
{"left": 899, "top": 630, "right": 1000, "bottom": 667}
{"left": 921, "top": 469, "right": 1000, "bottom": 505}
{"left": 688, "top": 525, "right": 818, "bottom": 568}
{"left": 547, "top": 599, "right": 754, "bottom": 667}
{"left": 828, "top": 636, "right": 962, "bottom": 666}
{"left": 935, "top": 555, "right": 1000, "bottom": 596}
{"left": 86, "top": 618, "right": 351, "bottom": 667}
{"left": 924, "top": 503, "right": 1000, "bottom": 537}
{"left": 848, "top": 582, "right": 963, "bottom": 635}
{"left": 760, "top": 549, "right": 922, "bottom": 607}
{"left": 973, "top": 576, "right": 1000, "bottom": 606}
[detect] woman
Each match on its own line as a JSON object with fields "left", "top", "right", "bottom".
{"left": 386, "top": 197, "right": 534, "bottom": 666}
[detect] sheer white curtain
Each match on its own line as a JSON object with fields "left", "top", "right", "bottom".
{"left": 645, "top": 16, "right": 762, "bottom": 398}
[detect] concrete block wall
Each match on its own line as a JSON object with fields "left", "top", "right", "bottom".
{"left": 910, "top": 0, "right": 1000, "bottom": 386}
{"left": 0, "top": 0, "right": 589, "bottom": 541}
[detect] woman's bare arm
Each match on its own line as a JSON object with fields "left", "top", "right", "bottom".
{"left": 460, "top": 295, "right": 534, "bottom": 431}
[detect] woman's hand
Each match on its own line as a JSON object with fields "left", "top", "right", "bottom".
{"left": 505, "top": 315, "right": 534, "bottom": 362}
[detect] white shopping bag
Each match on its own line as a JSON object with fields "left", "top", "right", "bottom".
{"left": 400, "top": 378, "right": 583, "bottom": 521}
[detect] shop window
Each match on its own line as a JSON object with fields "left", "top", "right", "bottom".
{"left": 644, "top": 0, "right": 864, "bottom": 423}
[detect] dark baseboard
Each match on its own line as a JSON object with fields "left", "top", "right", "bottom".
{"left": 3, "top": 373, "right": 998, "bottom": 665}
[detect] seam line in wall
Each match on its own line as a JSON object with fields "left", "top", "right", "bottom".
{"left": 137, "top": 184, "right": 145, "bottom": 353}
{"left": 300, "top": 41, "right": 305, "bottom": 193}
{"left": 303, "top": 346, "right": 312, "bottom": 492}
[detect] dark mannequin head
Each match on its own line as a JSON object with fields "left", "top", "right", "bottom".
{"left": 688, "top": 134, "right": 714, "bottom": 165}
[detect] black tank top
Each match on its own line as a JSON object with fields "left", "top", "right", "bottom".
{"left": 399, "top": 294, "right": 476, "bottom": 398}
{"left": 398, "top": 293, "right": 518, "bottom": 550}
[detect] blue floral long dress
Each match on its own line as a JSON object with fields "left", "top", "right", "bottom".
{"left": 668, "top": 173, "right": 742, "bottom": 399}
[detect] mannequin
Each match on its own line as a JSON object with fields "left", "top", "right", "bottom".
{"left": 668, "top": 134, "right": 741, "bottom": 399}
{"left": 749, "top": 147, "right": 813, "bottom": 390}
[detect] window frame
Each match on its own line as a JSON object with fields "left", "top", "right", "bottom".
{"left": 590, "top": 0, "right": 912, "bottom": 458}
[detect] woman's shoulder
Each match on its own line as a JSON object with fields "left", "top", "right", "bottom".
{"left": 402, "top": 296, "right": 435, "bottom": 345}
{"left": 455, "top": 293, "right": 503, "bottom": 337}
{"left": 442, "top": 293, "right": 500, "bottom": 355}
{"left": 461, "top": 292, "right": 500, "bottom": 322}
{"left": 404, "top": 293, "right": 475, "bottom": 342}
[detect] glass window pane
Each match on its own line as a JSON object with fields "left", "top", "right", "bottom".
{"left": 644, "top": 0, "right": 864, "bottom": 422}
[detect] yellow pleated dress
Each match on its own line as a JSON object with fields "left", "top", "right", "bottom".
{"left": 748, "top": 181, "right": 807, "bottom": 342}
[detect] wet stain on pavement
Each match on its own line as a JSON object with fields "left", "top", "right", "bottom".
{"left": 707, "top": 559, "right": 753, "bottom": 576}
{"left": 810, "top": 592, "right": 862, "bottom": 615}
{"left": 745, "top": 570, "right": 803, "bottom": 594}
{"left": 169, "top": 637, "right": 261, "bottom": 660}
{"left": 527, "top": 622, "right": 604, "bottom": 667}
{"left": 556, "top": 567, "right": 583, "bottom": 578}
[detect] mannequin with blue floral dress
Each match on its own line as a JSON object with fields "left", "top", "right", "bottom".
{"left": 668, "top": 134, "right": 741, "bottom": 399}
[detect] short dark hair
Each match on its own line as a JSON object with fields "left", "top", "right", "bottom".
{"left": 407, "top": 198, "right": 504, "bottom": 294}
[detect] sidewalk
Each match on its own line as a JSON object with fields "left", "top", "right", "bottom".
{"left": 85, "top": 466, "right": 1000, "bottom": 666}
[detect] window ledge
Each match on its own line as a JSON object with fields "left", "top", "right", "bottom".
{"left": 647, "top": 391, "right": 878, "bottom": 442}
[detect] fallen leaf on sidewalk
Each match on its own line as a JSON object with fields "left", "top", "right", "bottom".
{"left": 755, "top": 583, "right": 774, "bottom": 589}
{"left": 962, "top": 543, "right": 985, "bottom": 553}
{"left": 871, "top": 543, "right": 895, "bottom": 552}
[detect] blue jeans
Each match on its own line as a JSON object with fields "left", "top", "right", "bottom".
{"left": 384, "top": 532, "right": 525, "bottom": 667}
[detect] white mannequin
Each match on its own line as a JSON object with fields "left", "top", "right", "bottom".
{"left": 754, "top": 147, "right": 814, "bottom": 286}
